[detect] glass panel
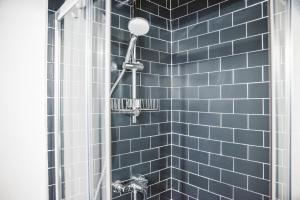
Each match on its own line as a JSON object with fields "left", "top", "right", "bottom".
{"left": 60, "top": 5, "right": 89, "bottom": 200}
{"left": 55, "top": 0, "right": 110, "bottom": 200}
{"left": 270, "top": 0, "right": 290, "bottom": 199}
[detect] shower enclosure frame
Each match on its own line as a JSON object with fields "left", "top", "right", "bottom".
{"left": 53, "top": 0, "right": 112, "bottom": 199}
{"left": 270, "top": 0, "right": 300, "bottom": 199}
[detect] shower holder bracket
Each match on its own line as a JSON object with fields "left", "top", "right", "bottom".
{"left": 123, "top": 62, "right": 144, "bottom": 71}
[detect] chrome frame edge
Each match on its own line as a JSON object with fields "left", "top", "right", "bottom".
{"left": 104, "top": 0, "right": 112, "bottom": 199}
{"left": 54, "top": 17, "right": 62, "bottom": 200}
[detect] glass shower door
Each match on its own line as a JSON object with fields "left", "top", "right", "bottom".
{"left": 270, "top": 0, "right": 300, "bottom": 199}
{"left": 54, "top": 0, "right": 111, "bottom": 200}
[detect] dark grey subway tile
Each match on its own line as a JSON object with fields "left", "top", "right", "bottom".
{"left": 198, "top": 5, "right": 219, "bottom": 22}
{"left": 120, "top": 152, "right": 141, "bottom": 167}
{"left": 198, "top": 58, "right": 220, "bottom": 73}
{"left": 199, "top": 86, "right": 220, "bottom": 99}
{"left": 249, "top": 146, "right": 269, "bottom": 163}
{"left": 189, "top": 149, "right": 209, "bottom": 164}
{"left": 189, "top": 124, "right": 209, "bottom": 138}
{"left": 220, "top": 24, "right": 246, "bottom": 42}
{"left": 263, "top": 33, "right": 269, "bottom": 49}
{"left": 222, "top": 170, "right": 247, "bottom": 188}
{"left": 180, "top": 87, "right": 199, "bottom": 98}
{"left": 189, "top": 73, "right": 209, "bottom": 86}
{"left": 210, "top": 154, "right": 233, "bottom": 170}
{"left": 248, "top": 82, "right": 269, "bottom": 98}
{"left": 151, "top": 134, "right": 168, "bottom": 147}
{"left": 189, "top": 173, "right": 209, "bottom": 190}
{"left": 210, "top": 127, "right": 233, "bottom": 142}
{"left": 141, "top": 124, "right": 159, "bottom": 137}
{"left": 151, "top": 38, "right": 167, "bottom": 52}
{"left": 234, "top": 158, "right": 263, "bottom": 177}
{"left": 208, "top": 0, "right": 227, "bottom": 6}
{"left": 112, "top": 167, "right": 131, "bottom": 181}
{"left": 188, "top": 0, "right": 207, "bottom": 14}
{"left": 151, "top": 15, "right": 167, "bottom": 29}
{"left": 173, "top": 145, "right": 189, "bottom": 159}
{"left": 210, "top": 100, "right": 233, "bottom": 113}
{"left": 234, "top": 99, "right": 263, "bottom": 114}
{"left": 188, "top": 47, "right": 209, "bottom": 61}
{"left": 222, "top": 142, "right": 248, "bottom": 159}
{"left": 198, "top": 31, "right": 219, "bottom": 48}
{"left": 131, "top": 137, "right": 150, "bottom": 151}
{"left": 180, "top": 111, "right": 198, "bottom": 124}
{"left": 188, "top": 22, "right": 208, "bottom": 37}
{"left": 247, "top": 17, "right": 268, "bottom": 36}
{"left": 111, "top": 113, "right": 131, "bottom": 127}
{"left": 179, "top": 13, "right": 197, "bottom": 28}
{"left": 234, "top": 129, "right": 263, "bottom": 146}
{"left": 160, "top": 52, "right": 171, "bottom": 64}
{"left": 233, "top": 4, "right": 262, "bottom": 25}
{"left": 234, "top": 188, "right": 263, "bottom": 200}
{"left": 189, "top": 99, "right": 209, "bottom": 112}
{"left": 112, "top": 140, "right": 130, "bottom": 155}
{"left": 159, "top": 6, "right": 171, "bottom": 19}
{"left": 209, "top": 14, "right": 232, "bottom": 32}
{"left": 234, "top": 35, "right": 262, "bottom": 54}
{"left": 199, "top": 163, "right": 221, "bottom": 181}
{"left": 221, "top": 84, "right": 247, "bottom": 98}
{"left": 173, "top": 51, "right": 188, "bottom": 64}
{"left": 141, "top": 48, "right": 160, "bottom": 62}
{"left": 209, "top": 42, "right": 232, "bottom": 58}
{"left": 120, "top": 126, "right": 140, "bottom": 140}
{"left": 178, "top": 182, "right": 198, "bottom": 199}
{"left": 160, "top": 29, "right": 171, "bottom": 41}
{"left": 220, "top": 0, "right": 246, "bottom": 15}
{"left": 222, "top": 114, "right": 247, "bottom": 129}
{"left": 172, "top": 5, "right": 187, "bottom": 19}
{"left": 142, "top": 149, "right": 159, "bottom": 162}
{"left": 209, "top": 180, "right": 233, "bottom": 199}
{"left": 172, "top": 99, "right": 189, "bottom": 110}
{"left": 209, "top": 71, "right": 233, "bottom": 85}
{"left": 249, "top": 115, "right": 270, "bottom": 131}
{"left": 248, "top": 177, "right": 270, "bottom": 195}
{"left": 151, "top": 157, "right": 167, "bottom": 171}
{"left": 112, "top": 0, "right": 131, "bottom": 17}
{"left": 198, "top": 138, "right": 221, "bottom": 153}
{"left": 221, "top": 54, "right": 247, "bottom": 70}
{"left": 140, "top": 73, "right": 159, "bottom": 86}
{"left": 131, "top": 162, "right": 150, "bottom": 175}
{"left": 180, "top": 158, "right": 198, "bottom": 174}
{"left": 248, "top": 50, "right": 269, "bottom": 67}
{"left": 234, "top": 67, "right": 262, "bottom": 83}
{"left": 180, "top": 135, "right": 198, "bottom": 149}
{"left": 179, "top": 37, "right": 198, "bottom": 51}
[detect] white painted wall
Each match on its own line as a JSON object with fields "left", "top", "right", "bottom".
{"left": 0, "top": 0, "right": 49, "bottom": 199}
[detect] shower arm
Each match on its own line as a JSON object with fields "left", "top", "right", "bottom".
{"left": 110, "top": 35, "right": 138, "bottom": 96}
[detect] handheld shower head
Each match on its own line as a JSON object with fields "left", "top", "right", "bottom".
{"left": 128, "top": 17, "right": 150, "bottom": 36}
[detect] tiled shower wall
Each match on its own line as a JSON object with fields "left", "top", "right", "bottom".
{"left": 110, "top": 0, "right": 172, "bottom": 199}
{"left": 47, "top": 0, "right": 270, "bottom": 199}
{"left": 170, "top": 0, "right": 270, "bottom": 199}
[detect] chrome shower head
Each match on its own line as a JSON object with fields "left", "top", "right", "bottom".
{"left": 128, "top": 17, "right": 150, "bottom": 36}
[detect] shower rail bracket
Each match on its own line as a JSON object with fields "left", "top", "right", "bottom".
{"left": 123, "top": 62, "right": 144, "bottom": 71}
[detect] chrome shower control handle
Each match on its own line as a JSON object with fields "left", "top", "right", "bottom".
{"left": 112, "top": 180, "right": 126, "bottom": 193}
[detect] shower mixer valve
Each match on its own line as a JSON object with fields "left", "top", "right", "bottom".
{"left": 112, "top": 175, "right": 148, "bottom": 197}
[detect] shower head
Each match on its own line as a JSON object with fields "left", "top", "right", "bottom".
{"left": 128, "top": 17, "right": 150, "bottom": 36}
